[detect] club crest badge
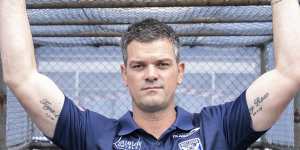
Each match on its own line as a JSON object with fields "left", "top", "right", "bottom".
{"left": 178, "top": 138, "right": 203, "bottom": 150}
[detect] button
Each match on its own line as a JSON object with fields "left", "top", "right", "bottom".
{"left": 155, "top": 141, "right": 161, "bottom": 145}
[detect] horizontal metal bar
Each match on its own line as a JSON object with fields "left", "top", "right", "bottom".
{"left": 28, "top": 6, "right": 272, "bottom": 25}
{"left": 27, "top": 0, "right": 272, "bottom": 9}
{"left": 30, "top": 20, "right": 271, "bottom": 26}
{"left": 32, "top": 36, "right": 272, "bottom": 47}
{"left": 32, "top": 33, "right": 272, "bottom": 37}
{"left": 34, "top": 42, "right": 261, "bottom": 47}
{"left": 30, "top": 22, "right": 273, "bottom": 37}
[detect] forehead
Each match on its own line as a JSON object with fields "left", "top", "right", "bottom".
{"left": 126, "top": 39, "right": 176, "bottom": 62}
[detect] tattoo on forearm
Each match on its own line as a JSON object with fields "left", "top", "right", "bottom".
{"left": 249, "top": 92, "right": 269, "bottom": 117}
{"left": 40, "top": 99, "right": 59, "bottom": 121}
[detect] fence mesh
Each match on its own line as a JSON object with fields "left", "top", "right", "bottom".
{"left": 2, "top": 1, "right": 298, "bottom": 149}
{"left": 33, "top": 36, "right": 272, "bottom": 47}
{"left": 23, "top": 45, "right": 258, "bottom": 147}
{"left": 27, "top": 6, "right": 272, "bottom": 25}
{"left": 6, "top": 90, "right": 31, "bottom": 148}
{"left": 5, "top": 41, "right": 297, "bottom": 150}
{"left": 31, "top": 23, "right": 272, "bottom": 36}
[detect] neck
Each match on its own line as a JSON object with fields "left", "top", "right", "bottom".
{"left": 133, "top": 104, "right": 176, "bottom": 139}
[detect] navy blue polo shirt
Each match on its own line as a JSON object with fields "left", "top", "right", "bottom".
{"left": 52, "top": 91, "right": 266, "bottom": 150}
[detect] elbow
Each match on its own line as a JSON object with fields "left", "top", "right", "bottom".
{"left": 275, "top": 64, "right": 300, "bottom": 88}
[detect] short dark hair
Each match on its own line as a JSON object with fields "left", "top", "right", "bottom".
{"left": 121, "top": 18, "right": 180, "bottom": 64}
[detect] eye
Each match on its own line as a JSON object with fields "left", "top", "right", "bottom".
{"left": 158, "top": 62, "right": 170, "bottom": 69}
{"left": 131, "top": 64, "right": 144, "bottom": 70}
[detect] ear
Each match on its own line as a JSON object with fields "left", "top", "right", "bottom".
{"left": 120, "top": 64, "right": 128, "bottom": 87}
{"left": 177, "top": 62, "right": 185, "bottom": 85}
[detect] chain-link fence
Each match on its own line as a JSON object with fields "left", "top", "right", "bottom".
{"left": 1, "top": 1, "right": 299, "bottom": 149}
{"left": 4, "top": 43, "right": 297, "bottom": 150}
{"left": 29, "top": 45, "right": 261, "bottom": 148}
{"left": 6, "top": 91, "right": 31, "bottom": 149}
{"left": 8, "top": 44, "right": 259, "bottom": 148}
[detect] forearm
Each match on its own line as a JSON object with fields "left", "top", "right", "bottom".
{"left": 0, "top": 0, "right": 37, "bottom": 87}
{"left": 1, "top": 1, "right": 66, "bottom": 138}
{"left": 272, "top": 0, "right": 300, "bottom": 85}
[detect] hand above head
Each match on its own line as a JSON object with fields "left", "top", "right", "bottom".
{"left": 0, "top": 0, "right": 65, "bottom": 138}
{"left": 246, "top": 0, "right": 300, "bottom": 131}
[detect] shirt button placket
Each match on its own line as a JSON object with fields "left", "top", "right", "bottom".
{"left": 156, "top": 141, "right": 161, "bottom": 145}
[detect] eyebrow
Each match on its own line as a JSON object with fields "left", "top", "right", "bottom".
{"left": 128, "top": 58, "right": 173, "bottom": 64}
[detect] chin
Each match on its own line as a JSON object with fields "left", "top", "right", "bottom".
{"left": 135, "top": 97, "right": 169, "bottom": 113}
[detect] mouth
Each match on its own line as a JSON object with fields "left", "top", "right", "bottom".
{"left": 141, "top": 86, "right": 163, "bottom": 91}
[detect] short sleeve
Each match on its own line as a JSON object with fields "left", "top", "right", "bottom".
{"left": 222, "top": 90, "right": 267, "bottom": 149}
{"left": 52, "top": 96, "right": 88, "bottom": 149}
{"left": 51, "top": 96, "right": 117, "bottom": 150}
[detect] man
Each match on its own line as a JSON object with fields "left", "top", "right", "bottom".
{"left": 0, "top": 0, "right": 299, "bottom": 149}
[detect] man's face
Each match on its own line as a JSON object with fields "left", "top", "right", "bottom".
{"left": 121, "top": 38, "right": 185, "bottom": 112}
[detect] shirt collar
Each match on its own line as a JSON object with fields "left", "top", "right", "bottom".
{"left": 117, "top": 106, "right": 194, "bottom": 136}
{"left": 172, "top": 106, "right": 194, "bottom": 131}
{"left": 118, "top": 111, "right": 140, "bottom": 136}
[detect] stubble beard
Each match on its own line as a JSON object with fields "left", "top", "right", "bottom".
{"left": 133, "top": 94, "right": 172, "bottom": 113}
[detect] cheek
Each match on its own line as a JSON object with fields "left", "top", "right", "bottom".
{"left": 164, "top": 72, "right": 179, "bottom": 89}
{"left": 167, "top": 78, "right": 179, "bottom": 89}
{"left": 127, "top": 74, "right": 142, "bottom": 89}
{"left": 127, "top": 83, "right": 140, "bottom": 98}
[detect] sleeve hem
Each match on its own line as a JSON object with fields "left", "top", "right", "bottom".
{"left": 52, "top": 95, "right": 68, "bottom": 144}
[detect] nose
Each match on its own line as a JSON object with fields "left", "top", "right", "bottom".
{"left": 145, "top": 65, "right": 158, "bottom": 82}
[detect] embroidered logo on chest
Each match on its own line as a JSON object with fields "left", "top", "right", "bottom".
{"left": 178, "top": 138, "right": 203, "bottom": 150}
{"left": 113, "top": 136, "right": 142, "bottom": 150}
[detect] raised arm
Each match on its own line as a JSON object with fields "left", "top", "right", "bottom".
{"left": 0, "top": 0, "right": 64, "bottom": 138}
{"left": 246, "top": 0, "right": 300, "bottom": 131}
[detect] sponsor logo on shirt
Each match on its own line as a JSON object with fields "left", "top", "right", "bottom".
{"left": 178, "top": 138, "right": 203, "bottom": 150}
{"left": 173, "top": 127, "right": 200, "bottom": 138}
{"left": 113, "top": 136, "right": 142, "bottom": 150}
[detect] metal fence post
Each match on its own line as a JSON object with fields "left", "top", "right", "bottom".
{"left": 0, "top": 61, "right": 7, "bottom": 149}
{"left": 294, "top": 93, "right": 300, "bottom": 148}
